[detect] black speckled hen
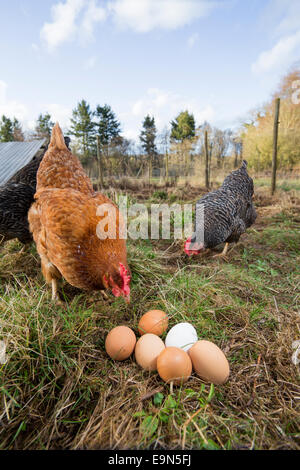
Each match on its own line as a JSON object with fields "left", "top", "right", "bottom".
{"left": 184, "top": 161, "right": 257, "bottom": 257}
{"left": 0, "top": 137, "right": 71, "bottom": 245}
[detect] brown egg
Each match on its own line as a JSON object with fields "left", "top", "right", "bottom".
{"left": 188, "top": 340, "right": 230, "bottom": 385}
{"left": 157, "top": 347, "right": 192, "bottom": 384}
{"left": 135, "top": 334, "right": 165, "bottom": 371}
{"left": 138, "top": 310, "right": 168, "bottom": 336}
{"left": 105, "top": 326, "right": 136, "bottom": 361}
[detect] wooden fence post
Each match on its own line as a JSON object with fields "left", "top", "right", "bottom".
{"left": 165, "top": 150, "right": 169, "bottom": 184}
{"left": 205, "top": 130, "right": 209, "bottom": 189}
{"left": 149, "top": 156, "right": 152, "bottom": 187}
{"left": 234, "top": 142, "right": 238, "bottom": 168}
{"left": 208, "top": 142, "right": 213, "bottom": 183}
{"left": 271, "top": 98, "right": 280, "bottom": 195}
{"left": 240, "top": 141, "right": 243, "bottom": 165}
{"left": 96, "top": 135, "right": 104, "bottom": 188}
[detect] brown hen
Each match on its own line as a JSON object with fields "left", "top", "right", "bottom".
{"left": 28, "top": 123, "right": 130, "bottom": 302}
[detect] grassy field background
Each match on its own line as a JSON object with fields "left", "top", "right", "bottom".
{"left": 0, "top": 177, "right": 299, "bottom": 450}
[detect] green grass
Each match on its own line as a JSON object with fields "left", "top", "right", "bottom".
{"left": 253, "top": 177, "right": 300, "bottom": 192}
{"left": 0, "top": 187, "right": 299, "bottom": 450}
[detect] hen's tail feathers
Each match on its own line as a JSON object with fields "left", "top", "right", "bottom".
{"left": 49, "top": 123, "right": 68, "bottom": 151}
{"left": 241, "top": 160, "right": 248, "bottom": 169}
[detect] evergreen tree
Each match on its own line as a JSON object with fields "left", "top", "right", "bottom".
{"left": 0, "top": 115, "right": 14, "bottom": 142}
{"left": 0, "top": 116, "right": 25, "bottom": 142}
{"left": 170, "top": 110, "right": 195, "bottom": 142}
{"left": 69, "top": 100, "right": 95, "bottom": 159}
{"left": 140, "top": 115, "right": 157, "bottom": 182}
{"left": 35, "top": 113, "right": 54, "bottom": 139}
{"left": 12, "top": 118, "right": 24, "bottom": 141}
{"left": 94, "top": 104, "right": 121, "bottom": 145}
{"left": 139, "top": 115, "right": 157, "bottom": 158}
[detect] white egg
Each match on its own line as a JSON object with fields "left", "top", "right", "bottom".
{"left": 165, "top": 322, "right": 198, "bottom": 352}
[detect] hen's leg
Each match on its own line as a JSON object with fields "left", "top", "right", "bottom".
{"left": 41, "top": 258, "right": 62, "bottom": 303}
{"left": 213, "top": 242, "right": 229, "bottom": 258}
{"left": 222, "top": 242, "right": 229, "bottom": 256}
{"left": 51, "top": 279, "right": 59, "bottom": 302}
{"left": 100, "top": 290, "right": 109, "bottom": 300}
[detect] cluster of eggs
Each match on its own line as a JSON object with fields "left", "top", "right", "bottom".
{"left": 105, "top": 310, "right": 230, "bottom": 385}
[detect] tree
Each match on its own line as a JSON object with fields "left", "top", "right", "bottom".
{"left": 12, "top": 118, "right": 24, "bottom": 141}
{"left": 94, "top": 104, "right": 121, "bottom": 145}
{"left": 69, "top": 100, "right": 95, "bottom": 160}
{"left": 0, "top": 116, "right": 25, "bottom": 142}
{"left": 94, "top": 104, "right": 121, "bottom": 177}
{"left": 140, "top": 115, "right": 157, "bottom": 155}
{"left": 109, "top": 136, "right": 134, "bottom": 176}
{"left": 139, "top": 115, "right": 157, "bottom": 183}
{"left": 212, "top": 128, "right": 231, "bottom": 168}
{"left": 0, "top": 115, "right": 14, "bottom": 142}
{"left": 34, "top": 113, "right": 54, "bottom": 139}
{"left": 170, "top": 110, "right": 195, "bottom": 142}
{"left": 170, "top": 111, "right": 196, "bottom": 180}
{"left": 242, "top": 68, "right": 300, "bottom": 170}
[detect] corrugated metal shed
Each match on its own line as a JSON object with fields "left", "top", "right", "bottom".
{"left": 0, "top": 139, "right": 46, "bottom": 185}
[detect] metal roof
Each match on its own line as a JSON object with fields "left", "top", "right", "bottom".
{"left": 0, "top": 139, "right": 46, "bottom": 185}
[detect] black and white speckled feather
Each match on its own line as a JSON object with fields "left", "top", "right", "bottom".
{"left": 0, "top": 137, "right": 71, "bottom": 245}
{"left": 186, "top": 161, "right": 257, "bottom": 252}
{"left": 0, "top": 182, "right": 36, "bottom": 243}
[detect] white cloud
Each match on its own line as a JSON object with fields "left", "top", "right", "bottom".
{"left": 26, "top": 104, "right": 71, "bottom": 132}
{"left": 40, "top": 0, "right": 106, "bottom": 51}
{"left": 108, "top": 0, "right": 217, "bottom": 33}
{"left": 122, "top": 87, "right": 215, "bottom": 140}
{"left": 47, "top": 103, "right": 72, "bottom": 129}
{"left": 26, "top": 120, "right": 36, "bottom": 131}
{"left": 252, "top": 30, "right": 300, "bottom": 75}
{"left": 0, "top": 81, "right": 71, "bottom": 132}
{"left": 41, "top": 0, "right": 84, "bottom": 50}
{"left": 148, "top": 88, "right": 170, "bottom": 108}
{"left": 252, "top": 0, "right": 300, "bottom": 75}
{"left": 81, "top": 0, "right": 107, "bottom": 40}
{"left": 132, "top": 99, "right": 145, "bottom": 116}
{"left": 131, "top": 87, "right": 215, "bottom": 124}
{"left": 40, "top": 0, "right": 218, "bottom": 50}
{"left": 187, "top": 32, "right": 199, "bottom": 48}
{"left": 122, "top": 128, "right": 138, "bottom": 140}
{"left": 0, "top": 80, "right": 28, "bottom": 122}
{"left": 194, "top": 104, "right": 215, "bottom": 123}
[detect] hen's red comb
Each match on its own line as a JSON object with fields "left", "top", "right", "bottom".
{"left": 184, "top": 237, "right": 204, "bottom": 256}
{"left": 119, "top": 263, "right": 130, "bottom": 296}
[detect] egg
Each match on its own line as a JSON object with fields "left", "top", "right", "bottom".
{"left": 165, "top": 322, "right": 198, "bottom": 352}
{"left": 188, "top": 340, "right": 230, "bottom": 385}
{"left": 157, "top": 346, "right": 192, "bottom": 385}
{"left": 135, "top": 334, "right": 165, "bottom": 371}
{"left": 105, "top": 326, "right": 136, "bottom": 361}
{"left": 138, "top": 310, "right": 168, "bottom": 336}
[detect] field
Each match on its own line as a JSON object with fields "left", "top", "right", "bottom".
{"left": 0, "top": 178, "right": 299, "bottom": 450}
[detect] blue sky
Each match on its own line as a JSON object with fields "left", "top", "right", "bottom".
{"left": 0, "top": 0, "right": 299, "bottom": 142}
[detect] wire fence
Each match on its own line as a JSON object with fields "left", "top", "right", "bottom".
{"left": 80, "top": 154, "right": 300, "bottom": 192}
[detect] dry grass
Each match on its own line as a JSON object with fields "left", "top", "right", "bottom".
{"left": 0, "top": 184, "right": 299, "bottom": 450}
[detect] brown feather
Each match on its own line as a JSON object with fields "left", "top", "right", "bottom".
{"left": 29, "top": 123, "right": 130, "bottom": 300}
